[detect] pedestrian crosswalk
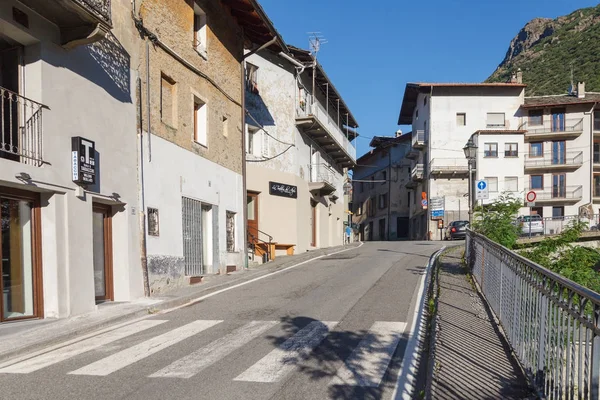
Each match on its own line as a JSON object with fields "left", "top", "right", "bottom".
{"left": 0, "top": 319, "right": 407, "bottom": 388}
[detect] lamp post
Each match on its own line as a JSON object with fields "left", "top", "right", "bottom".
{"left": 463, "top": 137, "right": 478, "bottom": 225}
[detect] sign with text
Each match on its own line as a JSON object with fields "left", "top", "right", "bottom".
{"left": 72, "top": 137, "right": 96, "bottom": 185}
{"left": 269, "top": 181, "right": 297, "bottom": 199}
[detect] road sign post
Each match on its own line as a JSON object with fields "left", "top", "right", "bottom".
{"left": 526, "top": 191, "right": 537, "bottom": 238}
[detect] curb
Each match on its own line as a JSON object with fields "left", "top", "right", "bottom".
{"left": 0, "top": 243, "right": 362, "bottom": 363}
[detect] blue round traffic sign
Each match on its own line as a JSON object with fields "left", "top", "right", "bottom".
{"left": 477, "top": 181, "right": 487, "bottom": 190}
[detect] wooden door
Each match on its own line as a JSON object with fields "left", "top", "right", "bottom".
{"left": 247, "top": 192, "right": 259, "bottom": 245}
{"left": 310, "top": 202, "right": 316, "bottom": 247}
{"left": 92, "top": 204, "right": 113, "bottom": 302}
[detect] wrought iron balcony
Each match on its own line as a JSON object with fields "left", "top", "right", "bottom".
{"left": 429, "top": 158, "right": 469, "bottom": 178}
{"left": 308, "top": 163, "right": 338, "bottom": 195}
{"left": 296, "top": 97, "right": 356, "bottom": 167}
{"left": 523, "top": 185, "right": 583, "bottom": 205}
{"left": 0, "top": 86, "right": 46, "bottom": 166}
{"left": 524, "top": 151, "right": 583, "bottom": 172}
{"left": 520, "top": 118, "right": 584, "bottom": 141}
{"left": 18, "top": 0, "right": 112, "bottom": 47}
{"left": 412, "top": 129, "right": 427, "bottom": 149}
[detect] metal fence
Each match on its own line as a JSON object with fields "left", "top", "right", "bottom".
{"left": 466, "top": 230, "right": 600, "bottom": 399}
{"left": 519, "top": 214, "right": 600, "bottom": 239}
{"left": 182, "top": 197, "right": 205, "bottom": 276}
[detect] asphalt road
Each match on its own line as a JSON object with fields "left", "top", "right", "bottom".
{"left": 0, "top": 241, "right": 442, "bottom": 400}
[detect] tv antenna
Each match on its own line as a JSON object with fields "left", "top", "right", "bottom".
{"left": 307, "top": 32, "right": 327, "bottom": 59}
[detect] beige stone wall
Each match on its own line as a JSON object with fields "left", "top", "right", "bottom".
{"left": 138, "top": 0, "right": 243, "bottom": 174}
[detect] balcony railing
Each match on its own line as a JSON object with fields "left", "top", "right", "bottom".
{"left": 309, "top": 163, "right": 338, "bottom": 195}
{"left": 74, "top": 0, "right": 112, "bottom": 25}
{"left": 520, "top": 118, "right": 584, "bottom": 137}
{"left": 412, "top": 129, "right": 427, "bottom": 149}
{"left": 0, "top": 86, "right": 46, "bottom": 166}
{"left": 524, "top": 185, "right": 583, "bottom": 202}
{"left": 296, "top": 97, "right": 356, "bottom": 163}
{"left": 429, "top": 158, "right": 468, "bottom": 176}
{"left": 411, "top": 164, "right": 424, "bottom": 181}
{"left": 524, "top": 151, "right": 583, "bottom": 170}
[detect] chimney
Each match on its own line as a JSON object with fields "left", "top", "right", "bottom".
{"left": 578, "top": 82, "right": 585, "bottom": 98}
{"left": 395, "top": 129, "right": 402, "bottom": 137}
{"left": 516, "top": 68, "right": 523, "bottom": 84}
{"left": 510, "top": 73, "right": 517, "bottom": 83}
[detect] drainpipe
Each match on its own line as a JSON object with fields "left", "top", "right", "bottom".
{"left": 590, "top": 102, "right": 597, "bottom": 211}
{"left": 387, "top": 145, "right": 392, "bottom": 240}
{"left": 138, "top": 75, "right": 150, "bottom": 297}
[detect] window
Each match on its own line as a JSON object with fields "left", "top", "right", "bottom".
{"left": 552, "top": 174, "right": 566, "bottom": 198}
{"left": 530, "top": 175, "right": 543, "bottom": 190}
{"left": 531, "top": 207, "right": 543, "bottom": 217}
{"left": 456, "top": 113, "right": 466, "bottom": 126}
{"left": 552, "top": 206, "right": 564, "bottom": 219}
{"left": 194, "top": 97, "right": 207, "bottom": 146}
{"left": 226, "top": 212, "right": 236, "bottom": 252}
{"left": 528, "top": 109, "right": 543, "bottom": 126}
{"left": 485, "top": 177, "right": 498, "bottom": 192}
{"left": 193, "top": 4, "right": 207, "bottom": 54}
{"left": 505, "top": 176, "right": 518, "bottom": 192}
{"left": 486, "top": 112, "right": 505, "bottom": 128}
{"left": 595, "top": 111, "right": 600, "bottom": 131}
{"left": 381, "top": 170, "right": 387, "bottom": 185}
{"left": 379, "top": 193, "right": 388, "bottom": 209}
{"left": 368, "top": 197, "right": 375, "bottom": 217}
{"left": 407, "top": 192, "right": 411, "bottom": 207}
{"left": 594, "top": 174, "right": 600, "bottom": 197}
{"left": 504, "top": 143, "right": 518, "bottom": 157}
{"left": 484, "top": 143, "right": 498, "bottom": 157}
{"left": 360, "top": 181, "right": 365, "bottom": 193}
{"left": 147, "top": 207, "right": 159, "bottom": 236}
{"left": 261, "top": 131, "right": 269, "bottom": 158}
{"left": 415, "top": 110, "right": 419, "bottom": 119}
{"left": 594, "top": 142, "right": 600, "bottom": 164}
{"left": 222, "top": 116, "right": 228, "bottom": 137}
{"left": 356, "top": 203, "right": 363, "bottom": 216}
{"left": 160, "top": 74, "right": 176, "bottom": 127}
{"left": 530, "top": 142, "right": 543, "bottom": 157}
{"left": 246, "top": 63, "right": 259, "bottom": 94}
{"left": 246, "top": 125, "right": 259, "bottom": 156}
{"left": 423, "top": 96, "right": 427, "bottom": 106}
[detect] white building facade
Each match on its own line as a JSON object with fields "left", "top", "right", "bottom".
{"left": 0, "top": 0, "right": 144, "bottom": 321}
{"left": 244, "top": 46, "right": 358, "bottom": 259}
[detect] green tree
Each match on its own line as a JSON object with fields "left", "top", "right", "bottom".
{"left": 471, "top": 193, "right": 522, "bottom": 249}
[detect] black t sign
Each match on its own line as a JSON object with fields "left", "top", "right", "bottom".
{"left": 269, "top": 181, "right": 297, "bottom": 198}
{"left": 72, "top": 137, "right": 96, "bottom": 185}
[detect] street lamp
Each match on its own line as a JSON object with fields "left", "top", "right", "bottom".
{"left": 463, "top": 137, "right": 478, "bottom": 225}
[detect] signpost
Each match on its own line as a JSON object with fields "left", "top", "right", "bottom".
{"left": 526, "top": 191, "right": 537, "bottom": 238}
{"left": 475, "top": 180, "right": 489, "bottom": 200}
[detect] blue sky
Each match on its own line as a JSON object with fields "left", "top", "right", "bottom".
{"left": 259, "top": 0, "right": 599, "bottom": 158}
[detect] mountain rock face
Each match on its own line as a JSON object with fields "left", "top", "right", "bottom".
{"left": 487, "top": 5, "right": 600, "bottom": 96}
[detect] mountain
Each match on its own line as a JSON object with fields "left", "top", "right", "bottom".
{"left": 486, "top": 4, "right": 600, "bottom": 96}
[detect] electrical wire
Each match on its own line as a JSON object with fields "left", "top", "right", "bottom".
{"left": 247, "top": 145, "right": 295, "bottom": 162}
{"left": 245, "top": 110, "right": 295, "bottom": 146}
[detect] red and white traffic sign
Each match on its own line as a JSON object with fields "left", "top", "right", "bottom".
{"left": 526, "top": 191, "right": 537, "bottom": 203}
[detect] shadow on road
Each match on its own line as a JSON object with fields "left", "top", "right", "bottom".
{"left": 266, "top": 316, "right": 408, "bottom": 400}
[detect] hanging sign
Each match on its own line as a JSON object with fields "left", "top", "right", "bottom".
{"left": 269, "top": 181, "right": 297, "bottom": 199}
{"left": 71, "top": 137, "right": 96, "bottom": 185}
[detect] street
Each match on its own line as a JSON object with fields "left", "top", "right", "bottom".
{"left": 0, "top": 241, "right": 442, "bottom": 400}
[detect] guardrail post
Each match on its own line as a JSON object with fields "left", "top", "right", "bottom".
{"left": 591, "top": 304, "right": 599, "bottom": 399}
{"left": 536, "top": 293, "right": 548, "bottom": 392}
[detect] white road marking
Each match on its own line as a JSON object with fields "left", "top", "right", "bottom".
{"left": 234, "top": 321, "right": 338, "bottom": 383}
{"left": 150, "top": 320, "right": 279, "bottom": 379}
{"left": 0, "top": 320, "right": 167, "bottom": 374}
{"left": 68, "top": 320, "right": 222, "bottom": 376}
{"left": 330, "top": 321, "right": 407, "bottom": 387}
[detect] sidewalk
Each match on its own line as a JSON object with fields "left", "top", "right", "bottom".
{"left": 0, "top": 242, "right": 361, "bottom": 362}
{"left": 427, "top": 246, "right": 535, "bottom": 400}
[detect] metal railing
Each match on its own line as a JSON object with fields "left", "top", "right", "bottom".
{"left": 0, "top": 86, "right": 45, "bottom": 166}
{"left": 524, "top": 186, "right": 583, "bottom": 201}
{"left": 74, "top": 0, "right": 112, "bottom": 25}
{"left": 520, "top": 118, "right": 584, "bottom": 135}
{"left": 518, "top": 214, "right": 600, "bottom": 238}
{"left": 466, "top": 230, "right": 600, "bottom": 399}
{"left": 412, "top": 129, "right": 427, "bottom": 148}
{"left": 525, "top": 151, "right": 584, "bottom": 169}
{"left": 310, "top": 163, "right": 338, "bottom": 186}
{"left": 411, "top": 163, "right": 424, "bottom": 180}
{"left": 297, "top": 97, "right": 356, "bottom": 161}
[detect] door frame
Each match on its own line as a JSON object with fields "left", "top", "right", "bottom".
{"left": 310, "top": 200, "right": 317, "bottom": 247}
{"left": 0, "top": 186, "right": 43, "bottom": 322}
{"left": 552, "top": 173, "right": 567, "bottom": 198}
{"left": 93, "top": 204, "right": 113, "bottom": 302}
{"left": 247, "top": 192, "right": 259, "bottom": 244}
{"left": 551, "top": 108, "right": 566, "bottom": 132}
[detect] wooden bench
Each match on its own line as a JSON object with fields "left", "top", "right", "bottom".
{"left": 274, "top": 243, "right": 295, "bottom": 257}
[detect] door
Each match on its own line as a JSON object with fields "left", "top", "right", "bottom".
{"left": 0, "top": 189, "right": 42, "bottom": 321}
{"left": 0, "top": 44, "right": 23, "bottom": 163}
{"left": 397, "top": 217, "right": 409, "bottom": 238}
{"left": 247, "top": 193, "right": 259, "bottom": 246}
{"left": 93, "top": 204, "right": 113, "bottom": 302}
{"left": 552, "top": 174, "right": 566, "bottom": 198}
{"left": 378, "top": 218, "right": 386, "bottom": 240}
{"left": 551, "top": 141, "right": 566, "bottom": 165}
{"left": 551, "top": 108, "right": 565, "bottom": 132}
{"left": 310, "top": 201, "right": 317, "bottom": 247}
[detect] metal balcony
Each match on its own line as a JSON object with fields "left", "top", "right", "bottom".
{"left": 308, "top": 163, "right": 338, "bottom": 195}
{"left": 412, "top": 129, "right": 427, "bottom": 149}
{"left": 523, "top": 185, "right": 583, "bottom": 205}
{"left": 411, "top": 164, "right": 424, "bottom": 181}
{"left": 0, "top": 86, "right": 46, "bottom": 166}
{"left": 18, "top": 0, "right": 112, "bottom": 48}
{"left": 429, "top": 158, "right": 469, "bottom": 178}
{"left": 520, "top": 118, "right": 583, "bottom": 141}
{"left": 524, "top": 151, "right": 583, "bottom": 172}
{"left": 296, "top": 98, "right": 356, "bottom": 168}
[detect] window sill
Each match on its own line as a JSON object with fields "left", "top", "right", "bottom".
{"left": 504, "top": 156, "right": 519, "bottom": 158}
{"left": 193, "top": 140, "right": 208, "bottom": 149}
{"left": 483, "top": 156, "right": 498, "bottom": 158}
{"left": 194, "top": 46, "right": 207, "bottom": 60}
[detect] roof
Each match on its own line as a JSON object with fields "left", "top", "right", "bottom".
{"left": 369, "top": 133, "right": 412, "bottom": 148}
{"left": 523, "top": 93, "right": 600, "bottom": 108}
{"left": 288, "top": 46, "right": 358, "bottom": 128}
{"left": 223, "top": 0, "right": 287, "bottom": 53}
{"left": 398, "top": 82, "right": 527, "bottom": 125}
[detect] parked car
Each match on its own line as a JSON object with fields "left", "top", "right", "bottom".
{"left": 516, "top": 215, "right": 544, "bottom": 236}
{"left": 445, "top": 220, "right": 469, "bottom": 240}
